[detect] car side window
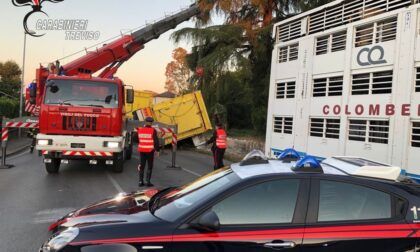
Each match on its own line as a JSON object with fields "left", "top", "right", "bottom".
{"left": 212, "top": 179, "right": 300, "bottom": 225}
{"left": 318, "top": 180, "right": 391, "bottom": 222}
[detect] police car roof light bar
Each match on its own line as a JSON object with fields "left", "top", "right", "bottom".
{"left": 292, "top": 156, "right": 323, "bottom": 173}
{"left": 279, "top": 148, "right": 301, "bottom": 163}
{"left": 240, "top": 150, "right": 269, "bottom": 166}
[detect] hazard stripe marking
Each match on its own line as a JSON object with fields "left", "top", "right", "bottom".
{"left": 60, "top": 151, "right": 113, "bottom": 157}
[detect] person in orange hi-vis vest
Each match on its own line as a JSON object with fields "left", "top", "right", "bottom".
{"left": 206, "top": 122, "right": 227, "bottom": 170}
{"left": 137, "top": 117, "right": 160, "bottom": 187}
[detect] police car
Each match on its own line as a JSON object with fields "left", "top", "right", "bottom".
{"left": 41, "top": 149, "right": 420, "bottom": 252}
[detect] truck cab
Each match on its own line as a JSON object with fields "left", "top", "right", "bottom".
{"left": 35, "top": 75, "right": 134, "bottom": 173}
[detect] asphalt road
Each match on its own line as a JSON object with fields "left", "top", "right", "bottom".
{"left": 0, "top": 148, "right": 226, "bottom": 252}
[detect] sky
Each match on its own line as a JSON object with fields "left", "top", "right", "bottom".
{"left": 0, "top": 0, "right": 209, "bottom": 93}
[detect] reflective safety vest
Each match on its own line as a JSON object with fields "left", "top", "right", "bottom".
{"left": 137, "top": 127, "right": 155, "bottom": 153}
{"left": 216, "top": 129, "right": 227, "bottom": 149}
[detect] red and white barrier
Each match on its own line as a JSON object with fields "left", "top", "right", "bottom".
{"left": 5, "top": 122, "right": 39, "bottom": 128}
{"left": 1, "top": 128, "right": 8, "bottom": 142}
{"left": 152, "top": 126, "right": 179, "bottom": 168}
{"left": 154, "top": 127, "right": 177, "bottom": 146}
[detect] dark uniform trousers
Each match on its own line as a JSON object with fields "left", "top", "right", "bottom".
{"left": 139, "top": 151, "right": 154, "bottom": 183}
{"left": 212, "top": 147, "right": 225, "bottom": 170}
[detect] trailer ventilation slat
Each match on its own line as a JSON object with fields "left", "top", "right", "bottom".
{"left": 277, "top": 19, "right": 302, "bottom": 43}
{"left": 416, "top": 68, "right": 420, "bottom": 92}
{"left": 278, "top": 43, "right": 299, "bottom": 63}
{"left": 354, "top": 17, "right": 397, "bottom": 47}
{"left": 310, "top": 118, "right": 341, "bottom": 139}
{"left": 331, "top": 31, "right": 347, "bottom": 52}
{"left": 316, "top": 35, "right": 330, "bottom": 55}
{"left": 277, "top": 0, "right": 414, "bottom": 42}
{"left": 273, "top": 116, "right": 293, "bottom": 135}
{"left": 412, "top": 122, "right": 420, "bottom": 147}
{"left": 276, "top": 81, "right": 296, "bottom": 99}
{"left": 313, "top": 76, "right": 344, "bottom": 97}
{"left": 352, "top": 71, "right": 393, "bottom": 95}
{"left": 278, "top": 47, "right": 288, "bottom": 63}
{"left": 372, "top": 71, "right": 393, "bottom": 94}
{"left": 289, "top": 44, "right": 299, "bottom": 61}
{"left": 349, "top": 119, "right": 389, "bottom": 144}
{"left": 315, "top": 30, "right": 347, "bottom": 55}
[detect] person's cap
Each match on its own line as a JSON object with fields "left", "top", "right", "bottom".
{"left": 145, "top": 117, "right": 154, "bottom": 123}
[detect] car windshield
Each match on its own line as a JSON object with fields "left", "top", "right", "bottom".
{"left": 153, "top": 167, "right": 240, "bottom": 222}
{"left": 44, "top": 80, "right": 119, "bottom": 108}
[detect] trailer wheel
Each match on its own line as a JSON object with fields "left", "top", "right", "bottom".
{"left": 112, "top": 154, "right": 124, "bottom": 173}
{"left": 45, "top": 158, "right": 61, "bottom": 174}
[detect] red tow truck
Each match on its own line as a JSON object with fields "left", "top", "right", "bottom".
{"left": 24, "top": 4, "right": 200, "bottom": 173}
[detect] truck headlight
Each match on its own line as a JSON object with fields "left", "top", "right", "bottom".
{"left": 37, "top": 139, "right": 52, "bottom": 146}
{"left": 104, "top": 141, "right": 120, "bottom": 148}
{"left": 42, "top": 227, "right": 79, "bottom": 252}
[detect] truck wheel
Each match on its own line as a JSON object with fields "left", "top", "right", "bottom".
{"left": 45, "top": 158, "right": 61, "bottom": 174}
{"left": 112, "top": 154, "right": 124, "bottom": 173}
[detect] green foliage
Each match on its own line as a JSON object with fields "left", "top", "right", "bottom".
{"left": 0, "top": 97, "right": 19, "bottom": 119}
{"left": 0, "top": 60, "right": 22, "bottom": 99}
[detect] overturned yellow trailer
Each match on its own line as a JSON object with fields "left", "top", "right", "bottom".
{"left": 132, "top": 91, "right": 212, "bottom": 145}
{"left": 125, "top": 90, "right": 155, "bottom": 119}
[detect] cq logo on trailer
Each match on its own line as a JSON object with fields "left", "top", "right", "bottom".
{"left": 12, "top": 0, "right": 64, "bottom": 37}
{"left": 357, "top": 45, "right": 387, "bottom": 66}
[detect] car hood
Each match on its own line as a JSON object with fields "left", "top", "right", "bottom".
{"left": 61, "top": 211, "right": 158, "bottom": 229}
{"left": 49, "top": 189, "right": 160, "bottom": 232}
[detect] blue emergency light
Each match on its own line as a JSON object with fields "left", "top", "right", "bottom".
{"left": 278, "top": 148, "right": 300, "bottom": 162}
{"left": 292, "top": 156, "right": 323, "bottom": 173}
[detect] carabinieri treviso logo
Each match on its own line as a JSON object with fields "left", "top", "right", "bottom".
{"left": 12, "top": 0, "right": 64, "bottom": 37}
{"left": 12, "top": 0, "right": 100, "bottom": 40}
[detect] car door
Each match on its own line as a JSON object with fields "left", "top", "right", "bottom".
{"left": 302, "top": 176, "right": 417, "bottom": 252}
{"left": 172, "top": 176, "right": 310, "bottom": 252}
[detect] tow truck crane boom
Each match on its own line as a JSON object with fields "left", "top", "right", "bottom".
{"left": 62, "top": 4, "right": 200, "bottom": 78}
{"left": 32, "top": 4, "right": 200, "bottom": 108}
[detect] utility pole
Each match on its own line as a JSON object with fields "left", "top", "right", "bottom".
{"left": 18, "top": 31, "right": 27, "bottom": 137}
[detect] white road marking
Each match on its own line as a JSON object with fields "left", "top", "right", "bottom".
{"left": 180, "top": 167, "right": 201, "bottom": 177}
{"left": 7, "top": 151, "right": 30, "bottom": 160}
{"left": 135, "top": 155, "right": 202, "bottom": 178}
{"left": 106, "top": 172, "right": 124, "bottom": 193}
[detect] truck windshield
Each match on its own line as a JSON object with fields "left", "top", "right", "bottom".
{"left": 44, "top": 80, "right": 119, "bottom": 108}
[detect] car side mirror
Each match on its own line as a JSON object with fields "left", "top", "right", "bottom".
{"left": 126, "top": 89, "right": 134, "bottom": 104}
{"left": 192, "top": 211, "right": 220, "bottom": 232}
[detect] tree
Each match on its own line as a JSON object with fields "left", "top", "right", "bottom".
{"left": 171, "top": 0, "right": 334, "bottom": 133}
{"left": 164, "top": 48, "right": 194, "bottom": 94}
{"left": 0, "top": 60, "right": 22, "bottom": 99}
